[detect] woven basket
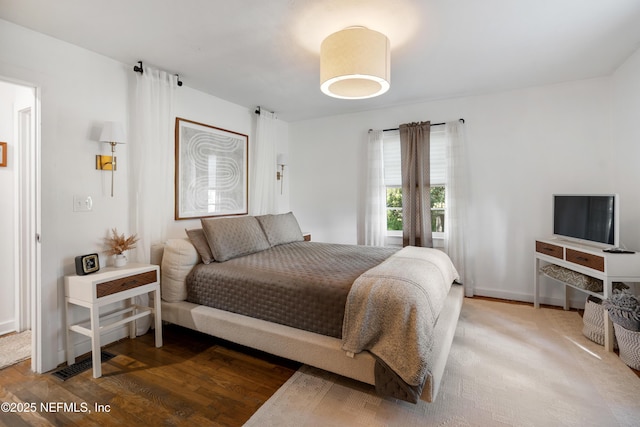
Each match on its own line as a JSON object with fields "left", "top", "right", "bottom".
{"left": 582, "top": 296, "right": 618, "bottom": 349}
{"left": 607, "top": 310, "right": 640, "bottom": 332}
{"left": 613, "top": 323, "right": 640, "bottom": 370}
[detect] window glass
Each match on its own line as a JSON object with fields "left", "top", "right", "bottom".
{"left": 386, "top": 186, "right": 445, "bottom": 232}
{"left": 383, "top": 129, "right": 446, "bottom": 233}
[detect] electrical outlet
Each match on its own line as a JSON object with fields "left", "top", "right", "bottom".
{"left": 73, "top": 195, "right": 93, "bottom": 212}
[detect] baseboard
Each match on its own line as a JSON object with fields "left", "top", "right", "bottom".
{"left": 473, "top": 287, "right": 586, "bottom": 309}
{"left": 0, "top": 320, "right": 16, "bottom": 336}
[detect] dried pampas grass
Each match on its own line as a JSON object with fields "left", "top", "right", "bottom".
{"left": 105, "top": 228, "right": 139, "bottom": 255}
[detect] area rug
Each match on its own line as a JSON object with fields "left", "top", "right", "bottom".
{"left": 245, "top": 299, "right": 640, "bottom": 427}
{"left": 0, "top": 330, "right": 31, "bottom": 370}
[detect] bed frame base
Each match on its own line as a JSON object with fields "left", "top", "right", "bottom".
{"left": 160, "top": 284, "right": 463, "bottom": 403}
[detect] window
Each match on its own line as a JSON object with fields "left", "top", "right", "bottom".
{"left": 385, "top": 186, "right": 445, "bottom": 233}
{"left": 382, "top": 129, "right": 446, "bottom": 235}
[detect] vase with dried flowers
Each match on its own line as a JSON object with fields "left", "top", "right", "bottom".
{"left": 105, "top": 228, "right": 139, "bottom": 267}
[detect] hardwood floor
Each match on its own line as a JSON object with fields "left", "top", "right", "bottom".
{"left": 0, "top": 325, "right": 299, "bottom": 427}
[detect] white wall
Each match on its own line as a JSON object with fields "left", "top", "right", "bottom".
{"left": 0, "top": 19, "right": 131, "bottom": 371}
{"left": 0, "top": 18, "right": 268, "bottom": 372}
{"left": 612, "top": 47, "right": 640, "bottom": 248}
{"left": 290, "top": 77, "right": 616, "bottom": 306}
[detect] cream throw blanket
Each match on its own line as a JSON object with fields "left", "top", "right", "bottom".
{"left": 342, "top": 246, "right": 459, "bottom": 387}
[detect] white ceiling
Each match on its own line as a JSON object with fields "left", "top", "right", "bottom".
{"left": 1, "top": 0, "right": 640, "bottom": 122}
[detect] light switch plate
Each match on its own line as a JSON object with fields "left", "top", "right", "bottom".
{"left": 73, "top": 195, "right": 93, "bottom": 212}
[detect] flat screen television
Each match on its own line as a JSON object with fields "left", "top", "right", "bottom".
{"left": 553, "top": 194, "right": 619, "bottom": 247}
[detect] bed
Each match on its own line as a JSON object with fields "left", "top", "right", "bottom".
{"left": 151, "top": 212, "right": 464, "bottom": 403}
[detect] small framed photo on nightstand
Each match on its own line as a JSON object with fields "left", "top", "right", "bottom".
{"left": 75, "top": 253, "right": 100, "bottom": 275}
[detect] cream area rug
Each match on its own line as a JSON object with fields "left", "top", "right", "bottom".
{"left": 245, "top": 299, "right": 640, "bottom": 427}
{"left": 0, "top": 330, "right": 31, "bottom": 370}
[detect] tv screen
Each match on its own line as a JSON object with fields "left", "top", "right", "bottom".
{"left": 553, "top": 195, "right": 617, "bottom": 246}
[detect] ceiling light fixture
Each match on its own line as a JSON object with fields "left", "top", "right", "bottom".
{"left": 320, "top": 27, "right": 390, "bottom": 100}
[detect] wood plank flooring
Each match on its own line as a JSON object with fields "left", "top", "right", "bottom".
{"left": 0, "top": 325, "right": 299, "bottom": 427}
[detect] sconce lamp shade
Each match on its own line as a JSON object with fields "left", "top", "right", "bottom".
{"left": 320, "top": 27, "right": 390, "bottom": 99}
{"left": 99, "top": 121, "right": 126, "bottom": 144}
{"left": 277, "top": 153, "right": 288, "bottom": 166}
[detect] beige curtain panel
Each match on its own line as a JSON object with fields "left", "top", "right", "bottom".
{"left": 399, "top": 121, "right": 432, "bottom": 248}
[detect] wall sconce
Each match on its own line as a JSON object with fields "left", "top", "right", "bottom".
{"left": 96, "top": 121, "right": 126, "bottom": 197}
{"left": 276, "top": 153, "right": 288, "bottom": 195}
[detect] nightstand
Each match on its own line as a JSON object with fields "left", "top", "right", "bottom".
{"left": 303, "top": 232, "right": 311, "bottom": 241}
{"left": 64, "top": 263, "right": 162, "bottom": 378}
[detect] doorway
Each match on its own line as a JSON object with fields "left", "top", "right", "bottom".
{"left": 0, "top": 77, "right": 40, "bottom": 371}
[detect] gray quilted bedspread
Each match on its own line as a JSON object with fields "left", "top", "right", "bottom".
{"left": 186, "top": 241, "right": 398, "bottom": 338}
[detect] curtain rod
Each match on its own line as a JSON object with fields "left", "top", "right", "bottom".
{"left": 254, "top": 106, "right": 276, "bottom": 115}
{"left": 132, "top": 61, "right": 183, "bottom": 86}
{"left": 380, "top": 118, "right": 465, "bottom": 132}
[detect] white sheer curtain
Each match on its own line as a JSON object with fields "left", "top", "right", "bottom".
{"left": 250, "top": 110, "right": 278, "bottom": 215}
{"left": 364, "top": 130, "right": 387, "bottom": 246}
{"left": 129, "top": 66, "right": 176, "bottom": 334}
{"left": 129, "top": 66, "right": 176, "bottom": 263}
{"left": 444, "top": 121, "right": 471, "bottom": 296}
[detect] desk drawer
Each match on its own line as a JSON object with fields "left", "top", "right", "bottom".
{"left": 566, "top": 249, "right": 605, "bottom": 272}
{"left": 535, "top": 241, "right": 563, "bottom": 259}
{"left": 97, "top": 270, "right": 157, "bottom": 298}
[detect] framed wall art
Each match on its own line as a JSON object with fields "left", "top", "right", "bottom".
{"left": 175, "top": 118, "right": 248, "bottom": 220}
{"left": 0, "top": 142, "right": 6, "bottom": 167}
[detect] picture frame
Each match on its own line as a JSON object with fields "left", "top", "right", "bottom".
{"left": 0, "top": 142, "right": 6, "bottom": 167}
{"left": 175, "top": 118, "right": 248, "bottom": 220}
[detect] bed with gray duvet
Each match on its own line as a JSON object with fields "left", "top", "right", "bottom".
{"left": 152, "top": 212, "right": 463, "bottom": 403}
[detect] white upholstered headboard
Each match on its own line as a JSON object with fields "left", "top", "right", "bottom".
{"left": 150, "top": 243, "right": 165, "bottom": 266}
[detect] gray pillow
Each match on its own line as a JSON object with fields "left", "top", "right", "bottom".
{"left": 185, "top": 228, "right": 215, "bottom": 264}
{"left": 256, "top": 212, "right": 304, "bottom": 247}
{"left": 201, "top": 216, "right": 270, "bottom": 262}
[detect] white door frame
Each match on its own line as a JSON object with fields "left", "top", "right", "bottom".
{"left": 6, "top": 76, "right": 41, "bottom": 372}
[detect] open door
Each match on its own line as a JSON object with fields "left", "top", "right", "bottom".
{"left": 0, "top": 77, "right": 40, "bottom": 372}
